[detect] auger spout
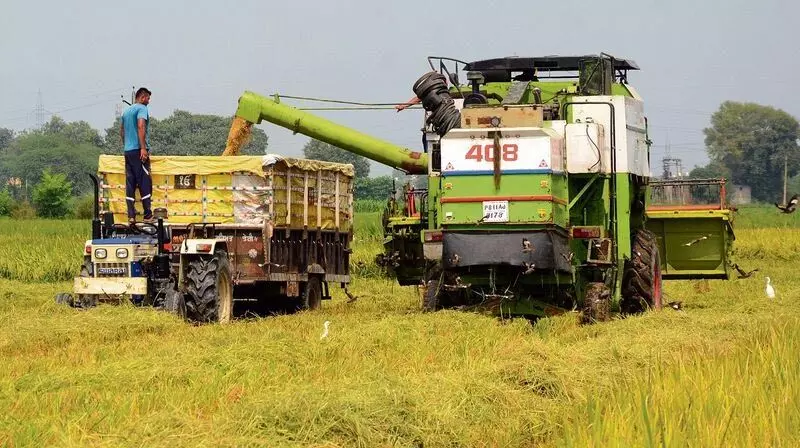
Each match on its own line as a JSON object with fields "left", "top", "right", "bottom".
{"left": 226, "top": 91, "right": 428, "bottom": 174}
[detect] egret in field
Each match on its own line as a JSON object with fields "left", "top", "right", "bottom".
{"left": 765, "top": 277, "right": 776, "bottom": 299}
{"left": 320, "top": 320, "right": 330, "bottom": 339}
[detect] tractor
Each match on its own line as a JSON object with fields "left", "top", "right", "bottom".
{"left": 56, "top": 153, "right": 356, "bottom": 323}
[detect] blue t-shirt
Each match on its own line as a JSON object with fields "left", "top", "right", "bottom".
{"left": 122, "top": 103, "right": 150, "bottom": 151}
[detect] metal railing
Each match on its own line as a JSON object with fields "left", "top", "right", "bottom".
{"left": 648, "top": 178, "right": 728, "bottom": 210}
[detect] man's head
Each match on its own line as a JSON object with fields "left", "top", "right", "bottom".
{"left": 135, "top": 87, "right": 152, "bottom": 105}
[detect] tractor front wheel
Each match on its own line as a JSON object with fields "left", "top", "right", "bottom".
{"left": 162, "top": 279, "right": 187, "bottom": 319}
{"left": 185, "top": 251, "right": 233, "bottom": 323}
{"left": 621, "top": 229, "right": 663, "bottom": 314}
{"left": 76, "top": 256, "right": 97, "bottom": 308}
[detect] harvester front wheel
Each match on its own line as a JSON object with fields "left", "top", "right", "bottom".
{"left": 621, "top": 229, "right": 663, "bottom": 314}
{"left": 185, "top": 251, "right": 233, "bottom": 323}
{"left": 581, "top": 282, "right": 611, "bottom": 324}
{"left": 422, "top": 279, "right": 440, "bottom": 312}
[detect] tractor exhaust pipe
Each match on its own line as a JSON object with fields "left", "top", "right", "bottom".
{"left": 88, "top": 174, "right": 101, "bottom": 240}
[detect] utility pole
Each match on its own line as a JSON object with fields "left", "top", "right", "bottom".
{"left": 783, "top": 153, "right": 788, "bottom": 206}
{"left": 34, "top": 90, "right": 46, "bottom": 129}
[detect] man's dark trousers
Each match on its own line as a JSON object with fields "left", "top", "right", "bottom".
{"left": 124, "top": 150, "right": 152, "bottom": 220}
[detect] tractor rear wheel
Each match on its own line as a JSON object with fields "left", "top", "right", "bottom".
{"left": 302, "top": 277, "right": 323, "bottom": 310}
{"left": 581, "top": 282, "right": 611, "bottom": 324}
{"left": 185, "top": 251, "right": 233, "bottom": 323}
{"left": 621, "top": 229, "right": 663, "bottom": 314}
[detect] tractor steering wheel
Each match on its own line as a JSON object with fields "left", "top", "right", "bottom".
{"left": 132, "top": 222, "right": 158, "bottom": 236}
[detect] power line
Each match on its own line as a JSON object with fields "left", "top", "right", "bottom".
{"left": 0, "top": 98, "right": 118, "bottom": 125}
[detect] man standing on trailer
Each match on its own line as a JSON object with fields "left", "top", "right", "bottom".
{"left": 120, "top": 87, "right": 153, "bottom": 223}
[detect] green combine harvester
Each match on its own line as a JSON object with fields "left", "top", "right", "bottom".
{"left": 227, "top": 53, "right": 735, "bottom": 322}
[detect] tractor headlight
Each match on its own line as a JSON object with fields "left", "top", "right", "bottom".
{"left": 94, "top": 248, "right": 107, "bottom": 259}
{"left": 115, "top": 248, "right": 129, "bottom": 259}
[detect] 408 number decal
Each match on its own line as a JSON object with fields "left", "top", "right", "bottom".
{"left": 465, "top": 144, "right": 518, "bottom": 162}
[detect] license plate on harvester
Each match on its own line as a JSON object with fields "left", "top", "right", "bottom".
{"left": 482, "top": 201, "right": 509, "bottom": 222}
{"left": 98, "top": 266, "right": 128, "bottom": 275}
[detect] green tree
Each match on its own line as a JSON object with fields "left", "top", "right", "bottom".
{"left": 40, "top": 116, "right": 103, "bottom": 146}
{"left": 0, "top": 189, "right": 13, "bottom": 216}
{"left": 0, "top": 128, "right": 13, "bottom": 151}
{"left": 355, "top": 175, "right": 393, "bottom": 200}
{"left": 104, "top": 110, "right": 268, "bottom": 156}
{"left": 704, "top": 101, "right": 800, "bottom": 202}
{"left": 302, "top": 139, "right": 370, "bottom": 178}
{"left": 688, "top": 161, "right": 730, "bottom": 180}
{"left": 32, "top": 170, "right": 72, "bottom": 218}
{"left": 0, "top": 132, "right": 102, "bottom": 195}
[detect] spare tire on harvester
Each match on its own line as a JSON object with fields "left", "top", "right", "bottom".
{"left": 621, "top": 229, "right": 663, "bottom": 314}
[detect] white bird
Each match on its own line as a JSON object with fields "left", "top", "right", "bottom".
{"left": 765, "top": 277, "right": 776, "bottom": 299}
{"left": 320, "top": 320, "right": 330, "bottom": 339}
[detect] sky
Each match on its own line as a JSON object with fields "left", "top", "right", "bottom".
{"left": 1, "top": 0, "right": 797, "bottom": 177}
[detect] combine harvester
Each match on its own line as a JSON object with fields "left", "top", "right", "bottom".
{"left": 223, "top": 53, "right": 736, "bottom": 322}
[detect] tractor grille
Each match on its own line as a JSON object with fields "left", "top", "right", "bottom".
{"left": 95, "top": 262, "right": 130, "bottom": 278}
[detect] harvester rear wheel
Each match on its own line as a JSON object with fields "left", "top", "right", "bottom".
{"left": 581, "top": 282, "right": 611, "bottom": 324}
{"left": 621, "top": 229, "right": 663, "bottom": 314}
{"left": 185, "top": 251, "right": 233, "bottom": 323}
{"left": 302, "top": 277, "right": 323, "bottom": 311}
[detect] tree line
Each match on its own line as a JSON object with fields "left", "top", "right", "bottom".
{"left": 0, "top": 111, "right": 397, "bottom": 218}
{"left": 688, "top": 101, "right": 800, "bottom": 202}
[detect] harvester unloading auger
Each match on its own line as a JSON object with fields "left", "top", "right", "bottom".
{"left": 224, "top": 54, "right": 737, "bottom": 322}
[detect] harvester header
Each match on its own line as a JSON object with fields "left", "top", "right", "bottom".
{"left": 227, "top": 91, "right": 428, "bottom": 174}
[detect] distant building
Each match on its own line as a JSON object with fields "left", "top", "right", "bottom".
{"left": 730, "top": 185, "right": 751, "bottom": 205}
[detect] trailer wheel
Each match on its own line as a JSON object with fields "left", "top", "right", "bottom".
{"left": 581, "top": 282, "right": 611, "bottom": 324}
{"left": 185, "top": 251, "right": 233, "bottom": 323}
{"left": 621, "top": 229, "right": 663, "bottom": 314}
{"left": 302, "top": 277, "right": 323, "bottom": 310}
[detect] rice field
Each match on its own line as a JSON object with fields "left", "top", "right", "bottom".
{"left": 0, "top": 207, "right": 798, "bottom": 446}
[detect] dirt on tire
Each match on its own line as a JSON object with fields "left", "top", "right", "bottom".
{"left": 581, "top": 282, "right": 610, "bottom": 324}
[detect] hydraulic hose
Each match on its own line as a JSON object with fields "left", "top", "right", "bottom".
{"left": 412, "top": 72, "right": 461, "bottom": 136}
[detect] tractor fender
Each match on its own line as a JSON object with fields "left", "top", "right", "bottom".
{"left": 179, "top": 238, "right": 228, "bottom": 256}
{"left": 177, "top": 239, "right": 229, "bottom": 286}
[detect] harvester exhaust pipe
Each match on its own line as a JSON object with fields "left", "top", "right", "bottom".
{"left": 88, "top": 174, "right": 101, "bottom": 240}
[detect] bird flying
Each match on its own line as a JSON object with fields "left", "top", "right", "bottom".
{"left": 668, "top": 301, "right": 682, "bottom": 311}
{"left": 775, "top": 194, "right": 799, "bottom": 214}
{"left": 732, "top": 263, "right": 759, "bottom": 279}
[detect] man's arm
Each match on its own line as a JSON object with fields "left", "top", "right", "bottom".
{"left": 137, "top": 118, "right": 148, "bottom": 161}
{"left": 395, "top": 96, "right": 421, "bottom": 112}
